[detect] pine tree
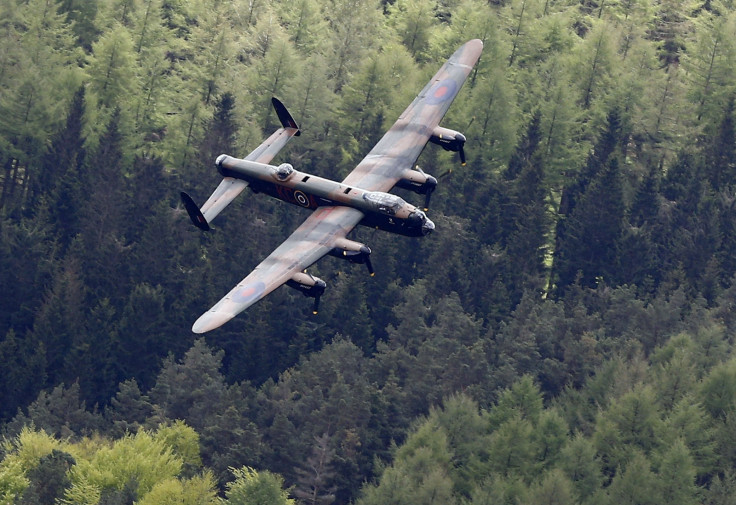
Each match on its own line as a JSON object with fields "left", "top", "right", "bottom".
{"left": 552, "top": 156, "right": 625, "bottom": 294}
{"left": 293, "top": 433, "right": 337, "bottom": 505}
{"left": 703, "top": 95, "right": 736, "bottom": 191}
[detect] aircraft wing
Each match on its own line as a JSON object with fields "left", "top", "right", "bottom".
{"left": 341, "top": 39, "right": 483, "bottom": 192}
{"left": 193, "top": 98, "right": 301, "bottom": 227}
{"left": 192, "top": 205, "right": 364, "bottom": 333}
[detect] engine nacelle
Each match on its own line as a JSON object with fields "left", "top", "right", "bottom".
{"left": 396, "top": 167, "right": 438, "bottom": 196}
{"left": 429, "top": 126, "right": 467, "bottom": 164}
{"left": 286, "top": 272, "right": 327, "bottom": 314}
{"left": 396, "top": 167, "right": 438, "bottom": 211}
{"left": 329, "top": 238, "right": 374, "bottom": 276}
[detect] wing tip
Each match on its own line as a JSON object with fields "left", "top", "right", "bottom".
{"left": 192, "top": 311, "right": 235, "bottom": 333}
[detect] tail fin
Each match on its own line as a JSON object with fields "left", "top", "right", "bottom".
{"left": 272, "top": 97, "right": 301, "bottom": 135}
{"left": 181, "top": 192, "right": 210, "bottom": 231}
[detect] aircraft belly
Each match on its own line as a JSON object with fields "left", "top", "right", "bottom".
{"left": 248, "top": 179, "right": 335, "bottom": 210}
{"left": 358, "top": 211, "right": 426, "bottom": 237}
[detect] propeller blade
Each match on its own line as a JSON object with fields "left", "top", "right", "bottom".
{"left": 459, "top": 144, "right": 466, "bottom": 165}
{"left": 365, "top": 254, "right": 375, "bottom": 276}
{"left": 423, "top": 188, "right": 433, "bottom": 211}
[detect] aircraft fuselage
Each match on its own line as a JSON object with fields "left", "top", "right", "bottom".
{"left": 216, "top": 154, "right": 434, "bottom": 237}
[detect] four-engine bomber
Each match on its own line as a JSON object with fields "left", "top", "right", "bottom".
{"left": 181, "top": 39, "right": 483, "bottom": 333}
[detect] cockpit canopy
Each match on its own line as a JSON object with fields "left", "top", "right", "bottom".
{"left": 362, "top": 192, "right": 406, "bottom": 215}
{"left": 273, "top": 163, "right": 295, "bottom": 181}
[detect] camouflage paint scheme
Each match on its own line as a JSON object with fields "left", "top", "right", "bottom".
{"left": 182, "top": 39, "right": 483, "bottom": 333}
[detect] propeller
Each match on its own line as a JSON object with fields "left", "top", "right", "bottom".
{"left": 364, "top": 250, "right": 375, "bottom": 276}
{"left": 415, "top": 166, "right": 438, "bottom": 211}
{"left": 454, "top": 133, "right": 467, "bottom": 166}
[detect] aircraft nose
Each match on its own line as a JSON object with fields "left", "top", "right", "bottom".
{"left": 422, "top": 218, "right": 435, "bottom": 235}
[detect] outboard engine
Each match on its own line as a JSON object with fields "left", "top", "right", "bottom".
{"left": 329, "top": 238, "right": 374, "bottom": 275}
{"left": 286, "top": 272, "right": 326, "bottom": 314}
{"left": 429, "top": 126, "right": 467, "bottom": 165}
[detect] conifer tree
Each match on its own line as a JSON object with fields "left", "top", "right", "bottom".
{"left": 552, "top": 156, "right": 625, "bottom": 293}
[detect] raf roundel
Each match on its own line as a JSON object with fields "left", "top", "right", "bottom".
{"left": 294, "top": 190, "right": 310, "bottom": 207}
{"left": 232, "top": 282, "right": 266, "bottom": 304}
{"left": 425, "top": 79, "right": 458, "bottom": 105}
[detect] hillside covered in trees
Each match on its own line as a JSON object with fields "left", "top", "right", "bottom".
{"left": 2, "top": 0, "right": 736, "bottom": 502}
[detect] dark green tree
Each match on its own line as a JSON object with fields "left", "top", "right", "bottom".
{"left": 552, "top": 157, "right": 625, "bottom": 293}
{"left": 6, "top": 382, "right": 103, "bottom": 439}
{"left": 33, "top": 86, "right": 87, "bottom": 245}
{"left": 106, "top": 378, "right": 154, "bottom": 436}
{"left": 16, "top": 449, "right": 76, "bottom": 505}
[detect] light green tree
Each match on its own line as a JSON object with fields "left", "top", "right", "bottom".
{"left": 0, "top": 428, "right": 72, "bottom": 504}
{"left": 557, "top": 433, "right": 602, "bottom": 502}
{"left": 276, "top": 0, "right": 328, "bottom": 53}
{"left": 64, "top": 429, "right": 182, "bottom": 504}
{"left": 324, "top": 0, "right": 384, "bottom": 92}
{"left": 223, "top": 466, "right": 295, "bottom": 505}
{"left": 684, "top": 3, "right": 736, "bottom": 122}
{"left": 386, "top": 0, "right": 439, "bottom": 61}
{"left": 569, "top": 20, "right": 618, "bottom": 109}
{"left": 358, "top": 420, "right": 457, "bottom": 505}
{"left": 136, "top": 473, "right": 218, "bottom": 505}
{"left": 601, "top": 452, "right": 661, "bottom": 505}
{"left": 526, "top": 468, "right": 577, "bottom": 505}
{"left": 655, "top": 439, "right": 698, "bottom": 505}
{"left": 700, "top": 358, "right": 736, "bottom": 421}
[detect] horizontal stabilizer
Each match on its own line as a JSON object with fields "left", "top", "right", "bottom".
{"left": 199, "top": 176, "right": 249, "bottom": 224}
{"left": 272, "top": 97, "right": 300, "bottom": 135}
{"left": 180, "top": 192, "right": 210, "bottom": 231}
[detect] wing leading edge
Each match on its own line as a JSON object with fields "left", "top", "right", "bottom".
{"left": 192, "top": 206, "right": 364, "bottom": 333}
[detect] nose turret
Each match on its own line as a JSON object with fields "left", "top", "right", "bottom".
{"left": 422, "top": 217, "right": 435, "bottom": 235}
{"left": 408, "top": 209, "right": 435, "bottom": 235}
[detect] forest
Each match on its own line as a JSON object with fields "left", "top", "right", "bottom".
{"left": 1, "top": 0, "right": 736, "bottom": 502}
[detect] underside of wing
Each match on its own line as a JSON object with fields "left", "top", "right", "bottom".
{"left": 342, "top": 39, "right": 483, "bottom": 193}
{"left": 192, "top": 206, "right": 364, "bottom": 333}
{"left": 198, "top": 177, "right": 249, "bottom": 224}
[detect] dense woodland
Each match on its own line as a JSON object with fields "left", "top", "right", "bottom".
{"left": 2, "top": 0, "right": 736, "bottom": 502}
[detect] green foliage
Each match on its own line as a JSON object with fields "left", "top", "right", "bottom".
{"left": 154, "top": 421, "right": 203, "bottom": 473}
{"left": 65, "top": 429, "right": 182, "bottom": 502}
{"left": 135, "top": 473, "right": 218, "bottom": 505}
{"left": 223, "top": 466, "right": 294, "bottom": 505}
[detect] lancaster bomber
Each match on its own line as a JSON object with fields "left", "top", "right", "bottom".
{"left": 181, "top": 39, "right": 483, "bottom": 333}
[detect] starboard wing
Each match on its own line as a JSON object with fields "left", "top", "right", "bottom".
{"left": 341, "top": 39, "right": 483, "bottom": 192}
{"left": 192, "top": 206, "right": 364, "bottom": 333}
